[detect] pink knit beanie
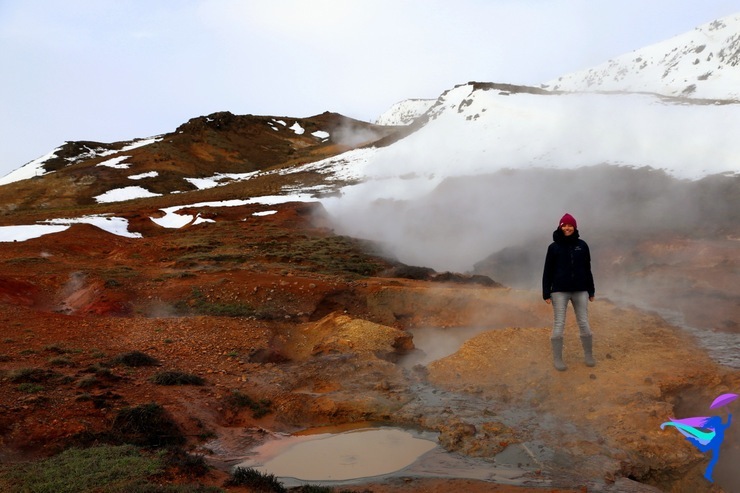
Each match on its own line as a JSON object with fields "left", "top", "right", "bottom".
{"left": 559, "top": 213, "right": 577, "bottom": 229}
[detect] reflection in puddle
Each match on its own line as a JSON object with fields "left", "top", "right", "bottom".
{"left": 238, "top": 427, "right": 438, "bottom": 481}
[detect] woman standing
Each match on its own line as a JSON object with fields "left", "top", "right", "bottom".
{"left": 542, "top": 213, "right": 595, "bottom": 371}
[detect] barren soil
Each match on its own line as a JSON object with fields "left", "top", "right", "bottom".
{"left": 0, "top": 201, "right": 737, "bottom": 493}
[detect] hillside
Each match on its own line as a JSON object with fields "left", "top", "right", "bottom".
{"left": 0, "top": 111, "right": 401, "bottom": 214}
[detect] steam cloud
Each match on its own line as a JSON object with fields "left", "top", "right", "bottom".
{"left": 321, "top": 87, "right": 739, "bottom": 275}
{"left": 319, "top": 86, "right": 739, "bottom": 369}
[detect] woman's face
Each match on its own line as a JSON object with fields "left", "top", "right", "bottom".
{"left": 561, "top": 224, "right": 575, "bottom": 236}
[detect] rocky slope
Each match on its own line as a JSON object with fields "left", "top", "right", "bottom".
{"left": 0, "top": 111, "right": 400, "bottom": 210}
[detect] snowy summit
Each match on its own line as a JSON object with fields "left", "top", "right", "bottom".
{"left": 544, "top": 13, "right": 740, "bottom": 100}
{"left": 375, "top": 99, "right": 436, "bottom": 126}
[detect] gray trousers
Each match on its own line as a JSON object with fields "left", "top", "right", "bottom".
{"left": 550, "top": 291, "right": 592, "bottom": 339}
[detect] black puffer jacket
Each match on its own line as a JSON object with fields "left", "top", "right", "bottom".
{"left": 542, "top": 229, "right": 595, "bottom": 299}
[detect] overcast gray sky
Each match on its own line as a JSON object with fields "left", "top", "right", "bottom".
{"left": 1, "top": 0, "right": 739, "bottom": 178}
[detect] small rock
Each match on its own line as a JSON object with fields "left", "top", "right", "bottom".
{"left": 375, "top": 380, "right": 391, "bottom": 391}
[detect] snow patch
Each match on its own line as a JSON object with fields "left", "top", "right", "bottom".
{"left": 0, "top": 214, "right": 142, "bottom": 242}
{"left": 0, "top": 224, "right": 70, "bottom": 242}
{"left": 0, "top": 147, "right": 61, "bottom": 185}
{"left": 151, "top": 194, "right": 316, "bottom": 229}
{"left": 184, "top": 171, "right": 259, "bottom": 190}
{"left": 129, "top": 171, "right": 159, "bottom": 180}
{"left": 279, "top": 148, "right": 375, "bottom": 183}
{"left": 97, "top": 156, "right": 131, "bottom": 169}
{"left": 43, "top": 215, "right": 142, "bottom": 238}
{"left": 95, "top": 186, "right": 162, "bottom": 204}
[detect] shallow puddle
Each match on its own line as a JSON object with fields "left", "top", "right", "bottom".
{"left": 402, "top": 326, "right": 489, "bottom": 366}
{"left": 237, "top": 427, "right": 438, "bottom": 482}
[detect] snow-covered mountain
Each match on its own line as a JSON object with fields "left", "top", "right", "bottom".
{"left": 544, "top": 13, "right": 740, "bottom": 100}
{"left": 375, "top": 98, "right": 436, "bottom": 126}
{"left": 316, "top": 82, "right": 739, "bottom": 192}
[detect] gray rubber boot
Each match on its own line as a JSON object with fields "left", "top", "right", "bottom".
{"left": 551, "top": 337, "right": 567, "bottom": 371}
{"left": 581, "top": 335, "right": 596, "bottom": 367}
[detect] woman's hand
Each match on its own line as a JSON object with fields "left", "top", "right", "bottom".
{"left": 545, "top": 299, "right": 551, "bottom": 304}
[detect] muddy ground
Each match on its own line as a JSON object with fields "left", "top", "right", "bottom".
{"left": 0, "top": 201, "right": 738, "bottom": 493}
